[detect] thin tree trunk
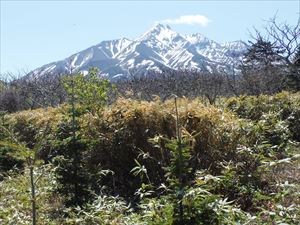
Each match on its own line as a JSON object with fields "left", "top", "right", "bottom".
{"left": 174, "top": 97, "right": 184, "bottom": 224}
{"left": 30, "top": 166, "right": 37, "bottom": 225}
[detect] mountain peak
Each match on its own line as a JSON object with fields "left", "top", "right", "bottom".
{"left": 142, "top": 23, "right": 173, "bottom": 37}
{"left": 139, "top": 23, "right": 181, "bottom": 44}
{"left": 153, "top": 23, "right": 171, "bottom": 31}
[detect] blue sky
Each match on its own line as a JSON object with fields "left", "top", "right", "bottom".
{"left": 1, "top": 0, "right": 299, "bottom": 74}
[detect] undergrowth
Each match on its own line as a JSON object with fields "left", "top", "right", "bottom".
{"left": 0, "top": 92, "right": 299, "bottom": 224}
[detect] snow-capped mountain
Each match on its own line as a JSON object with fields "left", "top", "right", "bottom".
{"left": 30, "top": 24, "right": 248, "bottom": 80}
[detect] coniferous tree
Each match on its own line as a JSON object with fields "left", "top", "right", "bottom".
{"left": 53, "top": 67, "right": 111, "bottom": 206}
{"left": 241, "top": 36, "right": 286, "bottom": 95}
{"left": 149, "top": 97, "right": 195, "bottom": 225}
{"left": 243, "top": 37, "right": 284, "bottom": 67}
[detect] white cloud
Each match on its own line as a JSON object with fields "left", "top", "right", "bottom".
{"left": 160, "top": 15, "right": 211, "bottom": 26}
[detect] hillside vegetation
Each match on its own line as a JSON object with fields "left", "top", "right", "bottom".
{"left": 0, "top": 92, "right": 300, "bottom": 224}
